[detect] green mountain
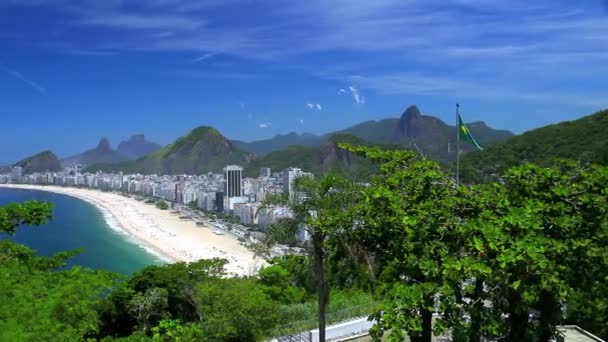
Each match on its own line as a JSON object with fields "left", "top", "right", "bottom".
{"left": 14, "top": 150, "right": 62, "bottom": 174}
{"left": 61, "top": 138, "right": 128, "bottom": 167}
{"left": 461, "top": 109, "right": 608, "bottom": 182}
{"left": 86, "top": 127, "right": 252, "bottom": 174}
{"left": 233, "top": 106, "right": 513, "bottom": 164}
{"left": 243, "top": 134, "right": 380, "bottom": 179}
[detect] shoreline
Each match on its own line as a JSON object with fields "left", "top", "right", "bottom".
{"left": 0, "top": 184, "right": 265, "bottom": 276}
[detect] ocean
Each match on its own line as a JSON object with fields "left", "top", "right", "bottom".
{"left": 0, "top": 187, "right": 162, "bottom": 275}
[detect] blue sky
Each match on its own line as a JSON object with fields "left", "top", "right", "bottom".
{"left": 1, "top": 0, "right": 607, "bottom": 163}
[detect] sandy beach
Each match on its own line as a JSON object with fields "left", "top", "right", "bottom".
{"left": 0, "top": 184, "right": 265, "bottom": 276}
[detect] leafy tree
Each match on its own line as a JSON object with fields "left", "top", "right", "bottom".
{"left": 260, "top": 174, "right": 360, "bottom": 341}
{"left": 128, "top": 287, "right": 169, "bottom": 333}
{"left": 344, "top": 145, "right": 471, "bottom": 342}
{"left": 347, "top": 143, "right": 608, "bottom": 341}
{"left": 98, "top": 259, "right": 227, "bottom": 337}
{"left": 267, "top": 255, "right": 313, "bottom": 292}
{"left": 151, "top": 319, "right": 205, "bottom": 341}
{"left": 0, "top": 200, "right": 52, "bottom": 234}
{"left": 460, "top": 162, "right": 608, "bottom": 341}
{"left": 0, "top": 200, "right": 119, "bottom": 341}
{"left": 196, "top": 278, "right": 279, "bottom": 341}
{"left": 259, "top": 264, "right": 306, "bottom": 304}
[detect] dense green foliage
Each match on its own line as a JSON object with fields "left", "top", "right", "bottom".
{"left": 86, "top": 127, "right": 252, "bottom": 174}
{"left": 155, "top": 200, "right": 169, "bottom": 210}
{"left": 0, "top": 201, "right": 120, "bottom": 341}
{"left": 461, "top": 109, "right": 608, "bottom": 182}
{"left": 14, "top": 150, "right": 62, "bottom": 174}
{"left": 343, "top": 145, "right": 608, "bottom": 341}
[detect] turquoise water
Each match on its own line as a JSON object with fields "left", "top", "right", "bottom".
{"left": 0, "top": 188, "right": 162, "bottom": 274}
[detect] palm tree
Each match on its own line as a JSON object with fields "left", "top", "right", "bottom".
{"left": 259, "top": 173, "right": 359, "bottom": 341}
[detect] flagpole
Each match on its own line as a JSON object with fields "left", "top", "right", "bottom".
{"left": 456, "top": 103, "right": 460, "bottom": 186}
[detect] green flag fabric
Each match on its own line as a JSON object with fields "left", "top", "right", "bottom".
{"left": 458, "top": 114, "right": 483, "bottom": 151}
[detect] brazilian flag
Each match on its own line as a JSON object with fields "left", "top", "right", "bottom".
{"left": 458, "top": 114, "right": 483, "bottom": 151}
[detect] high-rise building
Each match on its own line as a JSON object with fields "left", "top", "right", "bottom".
{"left": 259, "top": 167, "right": 271, "bottom": 178}
{"left": 283, "top": 167, "right": 311, "bottom": 197}
{"left": 223, "top": 165, "right": 243, "bottom": 198}
{"left": 11, "top": 166, "right": 23, "bottom": 182}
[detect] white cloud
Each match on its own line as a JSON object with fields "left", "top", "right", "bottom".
{"left": 306, "top": 102, "right": 322, "bottom": 110}
{"left": 258, "top": 121, "right": 272, "bottom": 128}
{"left": 298, "top": 119, "right": 304, "bottom": 124}
{"left": 348, "top": 86, "right": 365, "bottom": 104}
{"left": 191, "top": 52, "right": 217, "bottom": 63}
{"left": 338, "top": 88, "right": 347, "bottom": 94}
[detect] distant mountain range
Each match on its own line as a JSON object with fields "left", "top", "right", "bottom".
{"left": 85, "top": 127, "right": 253, "bottom": 174}
{"left": 234, "top": 105, "right": 514, "bottom": 163}
{"left": 117, "top": 134, "right": 162, "bottom": 159}
{"left": 12, "top": 105, "right": 607, "bottom": 180}
{"left": 461, "top": 108, "right": 608, "bottom": 182}
{"left": 61, "top": 138, "right": 128, "bottom": 167}
{"left": 60, "top": 135, "right": 161, "bottom": 168}
{"left": 81, "top": 105, "right": 514, "bottom": 176}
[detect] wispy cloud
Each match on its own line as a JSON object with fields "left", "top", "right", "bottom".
{"left": 191, "top": 52, "right": 217, "bottom": 63}
{"left": 80, "top": 13, "right": 204, "bottom": 31}
{"left": 306, "top": 103, "right": 322, "bottom": 110}
{"left": 348, "top": 86, "right": 364, "bottom": 104}
{"left": 258, "top": 121, "right": 272, "bottom": 128}
{"left": 348, "top": 72, "right": 606, "bottom": 108}
{"left": 5, "top": 0, "right": 608, "bottom": 110}
{"left": 0, "top": 64, "right": 46, "bottom": 94}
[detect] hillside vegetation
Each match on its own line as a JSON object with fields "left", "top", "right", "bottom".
{"left": 461, "top": 109, "right": 608, "bottom": 182}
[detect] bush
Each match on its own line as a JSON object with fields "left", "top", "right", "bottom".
{"left": 155, "top": 201, "right": 169, "bottom": 210}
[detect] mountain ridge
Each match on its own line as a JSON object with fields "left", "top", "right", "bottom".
{"left": 234, "top": 105, "right": 514, "bottom": 164}
{"left": 61, "top": 138, "right": 128, "bottom": 167}
{"left": 85, "top": 126, "right": 253, "bottom": 174}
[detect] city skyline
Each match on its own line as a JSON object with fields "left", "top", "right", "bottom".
{"left": 2, "top": 0, "right": 608, "bottom": 162}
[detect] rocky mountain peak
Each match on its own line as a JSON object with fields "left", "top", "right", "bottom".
{"left": 97, "top": 138, "right": 112, "bottom": 152}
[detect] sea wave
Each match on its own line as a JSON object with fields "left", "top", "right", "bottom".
{"left": 95, "top": 204, "right": 172, "bottom": 264}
